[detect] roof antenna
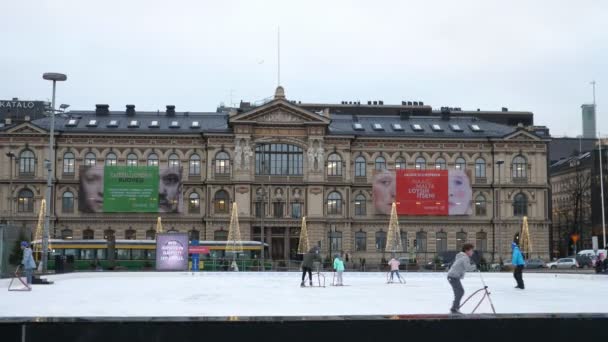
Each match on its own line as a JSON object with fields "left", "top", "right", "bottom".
{"left": 277, "top": 26, "right": 281, "bottom": 87}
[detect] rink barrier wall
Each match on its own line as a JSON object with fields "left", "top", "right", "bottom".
{"left": 0, "top": 314, "right": 606, "bottom": 342}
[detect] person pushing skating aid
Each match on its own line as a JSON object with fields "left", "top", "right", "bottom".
{"left": 447, "top": 243, "right": 477, "bottom": 314}
{"left": 301, "top": 247, "right": 321, "bottom": 287}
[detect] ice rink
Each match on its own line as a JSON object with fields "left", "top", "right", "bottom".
{"left": 1, "top": 271, "right": 607, "bottom": 317}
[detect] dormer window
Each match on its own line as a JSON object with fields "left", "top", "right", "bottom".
{"left": 191, "top": 121, "right": 200, "bottom": 128}
{"left": 392, "top": 123, "right": 403, "bottom": 131}
{"left": 170, "top": 121, "right": 180, "bottom": 128}
{"left": 107, "top": 120, "right": 118, "bottom": 127}
{"left": 411, "top": 124, "right": 423, "bottom": 131}
{"left": 470, "top": 124, "right": 482, "bottom": 132}
{"left": 149, "top": 120, "right": 159, "bottom": 128}
{"left": 87, "top": 119, "right": 97, "bottom": 127}
{"left": 450, "top": 124, "right": 463, "bottom": 132}
{"left": 353, "top": 123, "right": 364, "bottom": 130}
{"left": 128, "top": 120, "right": 139, "bottom": 128}
{"left": 372, "top": 123, "right": 383, "bottom": 131}
{"left": 431, "top": 124, "right": 443, "bottom": 132}
{"left": 66, "top": 119, "right": 78, "bottom": 127}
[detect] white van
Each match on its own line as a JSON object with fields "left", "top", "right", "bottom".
{"left": 578, "top": 249, "right": 607, "bottom": 257}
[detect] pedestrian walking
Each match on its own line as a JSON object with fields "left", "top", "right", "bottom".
{"left": 447, "top": 243, "right": 477, "bottom": 314}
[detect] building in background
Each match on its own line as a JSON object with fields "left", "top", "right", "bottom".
{"left": 581, "top": 104, "right": 596, "bottom": 139}
{"left": 0, "top": 87, "right": 551, "bottom": 268}
{"left": 0, "top": 98, "right": 48, "bottom": 127}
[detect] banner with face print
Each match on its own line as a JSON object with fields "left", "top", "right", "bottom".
{"left": 372, "top": 169, "right": 472, "bottom": 216}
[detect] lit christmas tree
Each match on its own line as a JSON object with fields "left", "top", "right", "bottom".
{"left": 33, "top": 199, "right": 47, "bottom": 263}
{"left": 520, "top": 216, "right": 532, "bottom": 258}
{"left": 226, "top": 202, "right": 243, "bottom": 260}
{"left": 298, "top": 216, "right": 310, "bottom": 254}
{"left": 155, "top": 216, "right": 163, "bottom": 234}
{"left": 385, "top": 202, "right": 403, "bottom": 253}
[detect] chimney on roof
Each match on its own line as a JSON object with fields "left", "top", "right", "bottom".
{"left": 379, "top": 100, "right": 383, "bottom": 105}
{"left": 126, "top": 105, "right": 135, "bottom": 116}
{"left": 166, "top": 105, "right": 176, "bottom": 117}
{"left": 407, "top": 101, "right": 413, "bottom": 106}
{"left": 373, "top": 101, "right": 378, "bottom": 105}
{"left": 367, "top": 101, "right": 372, "bottom": 105}
{"left": 502, "top": 107, "right": 508, "bottom": 112}
{"left": 400, "top": 110, "right": 411, "bottom": 121}
{"left": 441, "top": 107, "right": 450, "bottom": 121}
{"left": 95, "top": 104, "right": 109, "bottom": 116}
{"left": 419, "top": 101, "right": 424, "bottom": 106}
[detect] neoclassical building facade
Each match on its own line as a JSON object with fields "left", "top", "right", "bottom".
{"left": 0, "top": 87, "right": 551, "bottom": 265}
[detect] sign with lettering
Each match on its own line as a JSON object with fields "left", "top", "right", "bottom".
{"left": 156, "top": 233, "right": 189, "bottom": 271}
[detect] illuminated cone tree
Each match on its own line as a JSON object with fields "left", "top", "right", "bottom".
{"left": 297, "top": 216, "right": 310, "bottom": 254}
{"left": 33, "top": 199, "right": 47, "bottom": 263}
{"left": 226, "top": 202, "right": 244, "bottom": 261}
{"left": 520, "top": 216, "right": 533, "bottom": 258}
{"left": 156, "top": 216, "right": 163, "bottom": 234}
{"left": 385, "top": 202, "right": 403, "bottom": 254}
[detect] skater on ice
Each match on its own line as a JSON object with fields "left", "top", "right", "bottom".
{"left": 447, "top": 243, "right": 477, "bottom": 314}
{"left": 511, "top": 242, "right": 525, "bottom": 289}
{"left": 21, "top": 241, "right": 36, "bottom": 285}
{"left": 387, "top": 257, "right": 404, "bottom": 283}
{"left": 333, "top": 254, "right": 345, "bottom": 286}
{"left": 301, "top": 247, "right": 321, "bottom": 287}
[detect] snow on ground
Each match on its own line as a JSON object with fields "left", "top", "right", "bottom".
{"left": 0, "top": 272, "right": 607, "bottom": 317}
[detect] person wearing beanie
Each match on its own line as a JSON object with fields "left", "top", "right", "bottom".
{"left": 20, "top": 241, "right": 36, "bottom": 285}
{"left": 512, "top": 242, "right": 525, "bottom": 289}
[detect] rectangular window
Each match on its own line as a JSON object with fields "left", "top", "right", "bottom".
{"left": 355, "top": 233, "right": 366, "bottom": 251}
{"left": 291, "top": 202, "right": 302, "bottom": 218}
{"left": 273, "top": 202, "right": 284, "bottom": 218}
{"left": 191, "top": 121, "right": 200, "bottom": 128}
{"left": 149, "top": 120, "right": 159, "bottom": 128}
{"left": 87, "top": 120, "right": 97, "bottom": 127}
{"left": 392, "top": 123, "right": 403, "bottom": 131}
{"left": 470, "top": 124, "right": 482, "bottom": 132}
{"left": 170, "top": 121, "right": 180, "bottom": 128}
{"left": 128, "top": 120, "right": 139, "bottom": 128}
{"left": 431, "top": 124, "right": 443, "bottom": 131}
{"left": 411, "top": 124, "right": 423, "bottom": 131}
{"left": 372, "top": 123, "right": 383, "bottom": 130}
{"left": 107, "top": 120, "right": 118, "bottom": 127}
{"left": 450, "top": 124, "right": 463, "bottom": 132}
{"left": 353, "top": 123, "right": 364, "bottom": 130}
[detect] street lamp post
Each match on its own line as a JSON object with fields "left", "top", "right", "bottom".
{"left": 41, "top": 72, "right": 67, "bottom": 272}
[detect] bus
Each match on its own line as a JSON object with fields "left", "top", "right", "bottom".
{"left": 31, "top": 239, "right": 270, "bottom": 271}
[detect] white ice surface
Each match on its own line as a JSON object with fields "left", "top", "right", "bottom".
{"left": 1, "top": 272, "right": 607, "bottom": 317}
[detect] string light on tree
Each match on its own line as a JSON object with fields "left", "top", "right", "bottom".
{"left": 385, "top": 202, "right": 404, "bottom": 254}
{"left": 298, "top": 216, "right": 310, "bottom": 254}
{"left": 226, "top": 202, "right": 244, "bottom": 261}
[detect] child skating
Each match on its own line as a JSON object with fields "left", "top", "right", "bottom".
{"left": 333, "top": 254, "right": 345, "bottom": 286}
{"left": 387, "top": 257, "right": 404, "bottom": 284}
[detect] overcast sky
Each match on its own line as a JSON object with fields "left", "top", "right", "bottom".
{"left": 1, "top": 0, "right": 607, "bottom": 136}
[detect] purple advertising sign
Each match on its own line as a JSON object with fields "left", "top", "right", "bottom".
{"left": 155, "top": 233, "right": 189, "bottom": 271}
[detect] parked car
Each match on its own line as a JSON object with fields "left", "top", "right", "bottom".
{"left": 525, "top": 259, "right": 546, "bottom": 269}
{"left": 547, "top": 258, "right": 578, "bottom": 269}
{"left": 575, "top": 254, "right": 595, "bottom": 268}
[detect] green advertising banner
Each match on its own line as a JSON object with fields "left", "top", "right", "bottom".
{"left": 103, "top": 166, "right": 159, "bottom": 212}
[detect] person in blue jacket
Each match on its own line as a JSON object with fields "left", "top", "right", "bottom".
{"left": 512, "top": 242, "right": 525, "bottom": 289}
{"left": 21, "top": 241, "right": 36, "bottom": 285}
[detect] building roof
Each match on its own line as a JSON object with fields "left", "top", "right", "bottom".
{"left": 549, "top": 137, "right": 597, "bottom": 164}
{"left": 549, "top": 151, "right": 593, "bottom": 175}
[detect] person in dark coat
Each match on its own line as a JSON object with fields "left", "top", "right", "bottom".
{"left": 596, "top": 253, "right": 606, "bottom": 274}
{"left": 301, "top": 247, "right": 321, "bottom": 287}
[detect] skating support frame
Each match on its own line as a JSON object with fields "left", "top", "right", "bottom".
{"left": 459, "top": 286, "right": 496, "bottom": 314}
{"left": 8, "top": 266, "right": 32, "bottom": 292}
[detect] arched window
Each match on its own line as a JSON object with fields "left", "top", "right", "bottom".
{"left": 145, "top": 229, "right": 155, "bottom": 240}
{"left": 475, "top": 158, "right": 486, "bottom": 178}
{"left": 189, "top": 154, "right": 201, "bottom": 175}
{"left": 395, "top": 157, "right": 406, "bottom": 170}
{"left": 476, "top": 231, "right": 488, "bottom": 252}
{"left": 328, "top": 230, "right": 343, "bottom": 254}
{"left": 375, "top": 156, "right": 386, "bottom": 171}
{"left": 375, "top": 230, "right": 387, "bottom": 251}
{"left": 327, "top": 153, "right": 342, "bottom": 176}
{"left": 125, "top": 228, "right": 136, "bottom": 240}
{"left": 512, "top": 155, "right": 527, "bottom": 179}
{"left": 415, "top": 231, "right": 427, "bottom": 252}
{"left": 214, "top": 190, "right": 229, "bottom": 214}
{"left": 189, "top": 192, "right": 200, "bottom": 213}
{"left": 456, "top": 231, "right": 467, "bottom": 252}
{"left": 103, "top": 229, "right": 115, "bottom": 240}
{"left": 105, "top": 152, "right": 117, "bottom": 166}
{"left": 19, "top": 150, "right": 35, "bottom": 175}
{"left": 214, "top": 229, "right": 228, "bottom": 241}
{"left": 62, "top": 191, "right": 74, "bottom": 213}
{"left": 61, "top": 229, "right": 73, "bottom": 239}
{"left": 475, "top": 194, "right": 487, "bottom": 216}
{"left": 354, "top": 194, "right": 366, "bottom": 216}
{"left": 415, "top": 157, "right": 426, "bottom": 170}
{"left": 355, "top": 156, "right": 366, "bottom": 177}
{"left": 63, "top": 152, "right": 75, "bottom": 174}
{"left": 513, "top": 193, "right": 528, "bottom": 216}
{"left": 215, "top": 151, "right": 230, "bottom": 175}
{"left": 436, "top": 231, "right": 448, "bottom": 253}
{"left": 355, "top": 230, "right": 367, "bottom": 251}
{"left": 147, "top": 153, "right": 159, "bottom": 166}
{"left": 434, "top": 157, "right": 446, "bottom": 170}
{"left": 127, "top": 153, "right": 138, "bottom": 167}
{"left": 189, "top": 229, "right": 200, "bottom": 242}
{"left": 255, "top": 144, "right": 303, "bottom": 176}
{"left": 17, "top": 189, "right": 34, "bottom": 212}
{"left": 168, "top": 153, "right": 180, "bottom": 168}
{"left": 83, "top": 229, "right": 94, "bottom": 240}
{"left": 455, "top": 157, "right": 466, "bottom": 170}
{"left": 84, "top": 152, "right": 96, "bottom": 167}
{"left": 327, "top": 192, "right": 342, "bottom": 215}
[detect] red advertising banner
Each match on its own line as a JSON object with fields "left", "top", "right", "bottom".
{"left": 188, "top": 246, "right": 210, "bottom": 254}
{"left": 396, "top": 170, "right": 448, "bottom": 215}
